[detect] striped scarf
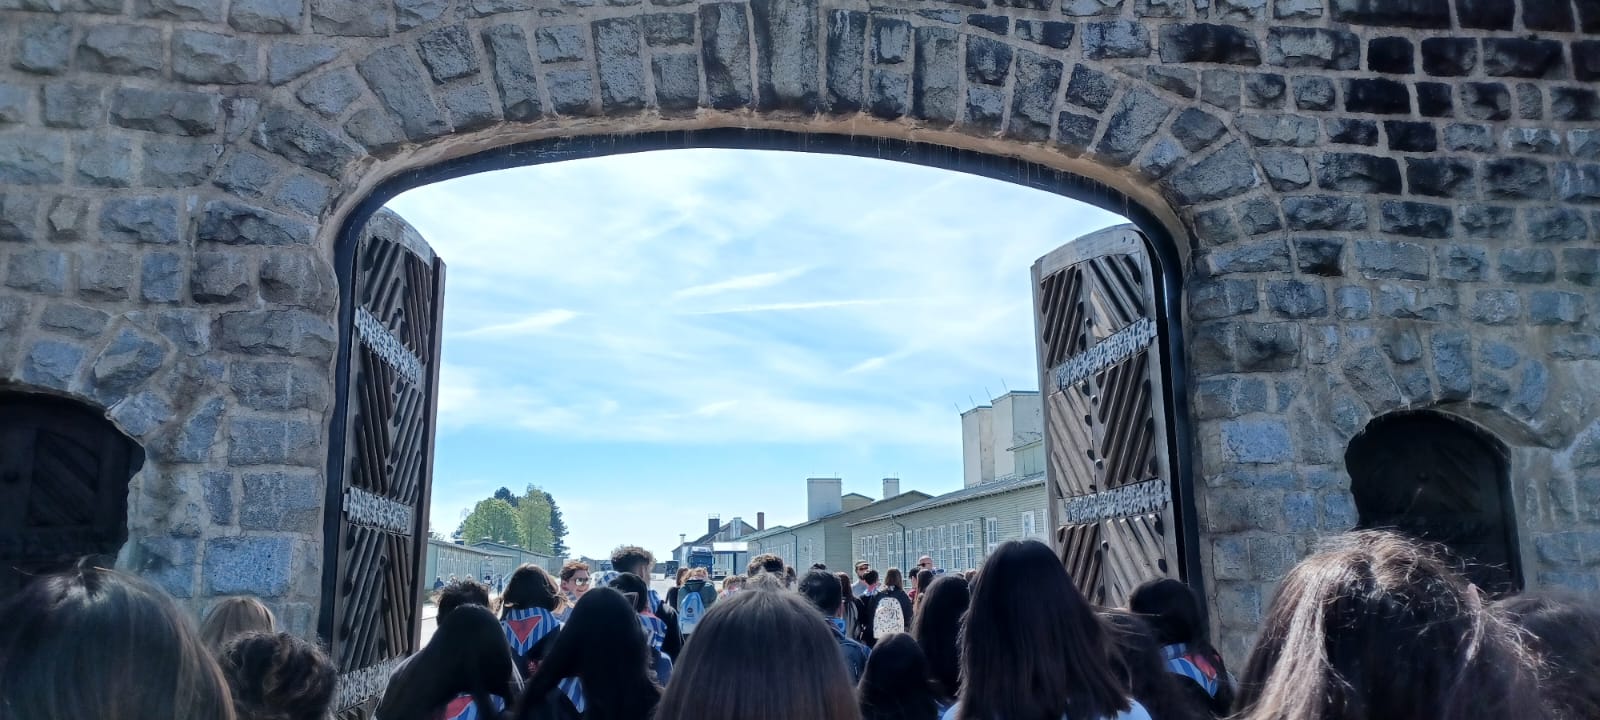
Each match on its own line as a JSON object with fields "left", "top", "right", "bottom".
{"left": 441, "top": 693, "right": 505, "bottom": 720}
{"left": 1161, "top": 643, "right": 1222, "bottom": 698}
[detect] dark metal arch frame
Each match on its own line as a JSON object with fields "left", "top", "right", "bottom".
{"left": 324, "top": 128, "right": 1204, "bottom": 630}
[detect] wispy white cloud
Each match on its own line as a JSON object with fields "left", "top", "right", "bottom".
{"left": 682, "top": 298, "right": 910, "bottom": 315}
{"left": 458, "top": 309, "right": 579, "bottom": 337}
{"left": 673, "top": 267, "right": 809, "bottom": 299}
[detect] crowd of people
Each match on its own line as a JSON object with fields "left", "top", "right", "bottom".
{"left": 1, "top": 530, "right": 1598, "bottom": 720}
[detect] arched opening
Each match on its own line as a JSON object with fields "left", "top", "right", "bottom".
{"left": 1344, "top": 411, "right": 1521, "bottom": 593}
{"left": 0, "top": 391, "right": 146, "bottom": 600}
{"left": 318, "top": 129, "right": 1199, "bottom": 705}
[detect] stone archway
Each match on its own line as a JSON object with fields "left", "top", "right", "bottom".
{"left": 1, "top": 0, "right": 1598, "bottom": 663}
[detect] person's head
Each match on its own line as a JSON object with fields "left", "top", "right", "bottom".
{"left": 862, "top": 569, "right": 880, "bottom": 587}
{"left": 690, "top": 567, "right": 709, "bottom": 582}
{"left": 1497, "top": 593, "right": 1600, "bottom": 720}
{"left": 377, "top": 604, "right": 513, "bottom": 720}
{"left": 721, "top": 575, "right": 746, "bottom": 594}
{"left": 1235, "top": 530, "right": 1540, "bottom": 720}
{"left": 855, "top": 560, "right": 871, "bottom": 579}
{"left": 218, "top": 632, "right": 337, "bottom": 720}
{"left": 655, "top": 587, "right": 861, "bottom": 720}
{"left": 748, "top": 553, "right": 785, "bottom": 577}
{"left": 800, "top": 569, "right": 845, "bottom": 618}
{"left": 608, "top": 572, "right": 652, "bottom": 614}
{"left": 1127, "top": 577, "right": 1208, "bottom": 647}
{"left": 884, "top": 568, "right": 903, "bottom": 591}
{"left": 858, "top": 633, "right": 938, "bottom": 720}
{"left": 0, "top": 565, "right": 236, "bottom": 720}
{"left": 912, "top": 574, "right": 970, "bottom": 701}
{"left": 958, "top": 540, "right": 1128, "bottom": 720}
{"left": 559, "top": 561, "right": 592, "bottom": 599}
{"left": 200, "top": 595, "right": 279, "bottom": 655}
{"left": 914, "top": 569, "right": 935, "bottom": 597}
{"left": 676, "top": 567, "right": 691, "bottom": 587}
{"left": 811, "top": 562, "right": 829, "bottom": 571}
{"left": 502, "top": 564, "right": 561, "bottom": 613}
{"left": 1099, "top": 610, "right": 1204, "bottom": 720}
{"left": 611, "top": 545, "right": 655, "bottom": 577}
{"left": 916, "top": 556, "right": 933, "bottom": 573}
{"left": 515, "top": 587, "right": 660, "bottom": 720}
{"left": 437, "top": 579, "right": 491, "bottom": 622}
{"left": 836, "top": 572, "right": 856, "bottom": 601}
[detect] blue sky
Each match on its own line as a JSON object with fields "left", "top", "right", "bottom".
{"left": 385, "top": 148, "right": 1126, "bottom": 561}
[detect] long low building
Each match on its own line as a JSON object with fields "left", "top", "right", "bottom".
{"left": 745, "top": 477, "right": 931, "bottom": 573}
{"left": 849, "top": 391, "right": 1050, "bottom": 574}
{"left": 423, "top": 538, "right": 560, "bottom": 596}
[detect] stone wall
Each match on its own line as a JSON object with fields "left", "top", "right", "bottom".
{"left": 2, "top": 0, "right": 1597, "bottom": 653}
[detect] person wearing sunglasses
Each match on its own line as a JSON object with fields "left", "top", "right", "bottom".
{"left": 558, "top": 561, "right": 592, "bottom": 622}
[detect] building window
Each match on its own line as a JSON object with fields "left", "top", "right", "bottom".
{"left": 965, "top": 520, "right": 977, "bottom": 569}
{"left": 1021, "top": 511, "right": 1036, "bottom": 538}
{"left": 985, "top": 518, "right": 1000, "bottom": 555}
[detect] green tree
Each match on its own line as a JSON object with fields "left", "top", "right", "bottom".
{"left": 544, "top": 491, "right": 570, "bottom": 557}
{"left": 517, "top": 485, "right": 554, "bottom": 553}
{"left": 460, "top": 498, "right": 525, "bottom": 546}
{"left": 494, "top": 486, "right": 521, "bottom": 508}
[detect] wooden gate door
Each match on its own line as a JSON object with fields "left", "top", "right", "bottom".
{"left": 1032, "top": 225, "right": 1194, "bottom": 608}
{"left": 0, "top": 394, "right": 144, "bottom": 600}
{"left": 322, "top": 211, "right": 446, "bottom": 718}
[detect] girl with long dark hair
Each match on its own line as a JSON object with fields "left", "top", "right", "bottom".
{"left": 859, "top": 633, "right": 940, "bottom": 720}
{"left": 912, "top": 569, "right": 935, "bottom": 616}
{"left": 376, "top": 604, "right": 517, "bottom": 720}
{"left": 1234, "top": 530, "right": 1542, "bottom": 720}
{"left": 1098, "top": 611, "right": 1203, "bottom": 720}
{"left": 502, "top": 564, "right": 566, "bottom": 680}
{"left": 838, "top": 571, "right": 863, "bottom": 640}
{"left": 953, "top": 540, "right": 1149, "bottom": 720}
{"left": 656, "top": 587, "right": 861, "bottom": 720}
{"left": 911, "top": 574, "right": 969, "bottom": 710}
{"left": 607, "top": 572, "right": 674, "bottom": 684}
{"left": 865, "top": 567, "right": 914, "bottom": 646}
{"left": 513, "top": 587, "right": 660, "bottom": 720}
{"left": 1497, "top": 593, "right": 1600, "bottom": 720}
{"left": 0, "top": 564, "right": 236, "bottom": 720}
{"left": 1126, "top": 578, "right": 1233, "bottom": 717}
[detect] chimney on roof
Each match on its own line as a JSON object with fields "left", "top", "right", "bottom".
{"left": 807, "top": 478, "right": 843, "bottom": 522}
{"left": 757, "top": 512, "right": 765, "bottom": 531}
{"left": 882, "top": 477, "right": 900, "bottom": 498}
{"left": 730, "top": 517, "right": 743, "bottom": 538}
{"left": 707, "top": 514, "right": 720, "bottom": 538}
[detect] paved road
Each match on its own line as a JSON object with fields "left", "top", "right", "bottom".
{"left": 415, "top": 575, "right": 680, "bottom": 649}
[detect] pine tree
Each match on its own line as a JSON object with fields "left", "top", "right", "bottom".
{"left": 544, "top": 490, "right": 570, "bottom": 557}
{"left": 493, "top": 486, "right": 521, "bottom": 508}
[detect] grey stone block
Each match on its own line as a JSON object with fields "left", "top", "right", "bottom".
{"left": 545, "top": 69, "right": 595, "bottom": 115}
{"left": 109, "top": 390, "right": 174, "bottom": 437}
{"left": 1083, "top": 20, "right": 1150, "bottom": 60}
{"left": 174, "top": 31, "right": 259, "bottom": 85}
{"left": 136, "top": 537, "right": 198, "bottom": 598}
{"left": 1355, "top": 240, "right": 1429, "bottom": 280}
{"left": 231, "top": 360, "right": 330, "bottom": 411}
{"left": 1316, "top": 152, "right": 1400, "bottom": 194}
{"left": 311, "top": 0, "right": 391, "bottom": 36}
{"left": 1190, "top": 278, "right": 1258, "bottom": 321}
{"left": 645, "top": 12, "right": 697, "bottom": 47}
{"left": 0, "top": 83, "right": 30, "bottom": 125}
{"left": 356, "top": 46, "right": 451, "bottom": 142}
{"left": 1266, "top": 27, "right": 1357, "bottom": 69}
{"left": 1006, "top": 51, "right": 1061, "bottom": 141}
{"left": 823, "top": 10, "right": 866, "bottom": 113}
{"left": 1266, "top": 280, "right": 1328, "bottom": 318}
{"left": 155, "top": 310, "right": 212, "bottom": 356}
{"left": 5, "top": 248, "right": 67, "bottom": 295}
{"left": 1380, "top": 200, "right": 1453, "bottom": 239}
{"left": 1239, "top": 115, "right": 1319, "bottom": 149}
{"left": 1480, "top": 341, "right": 1518, "bottom": 370}
{"left": 1483, "top": 158, "right": 1551, "bottom": 200}
{"left": 22, "top": 339, "right": 86, "bottom": 390}
{"left": 1529, "top": 291, "right": 1586, "bottom": 326}
{"left": 1343, "top": 346, "right": 1401, "bottom": 412}
{"left": 268, "top": 43, "right": 341, "bottom": 85}
{"left": 231, "top": 0, "right": 305, "bottom": 33}
{"left": 241, "top": 471, "right": 322, "bottom": 532}
{"left": 1294, "top": 237, "right": 1343, "bottom": 276}
{"left": 652, "top": 53, "right": 700, "bottom": 112}
{"left": 1094, "top": 88, "right": 1170, "bottom": 166}
{"left": 1203, "top": 240, "right": 1289, "bottom": 275}
{"left": 1470, "top": 289, "right": 1521, "bottom": 325}
{"left": 89, "top": 326, "right": 168, "bottom": 404}
{"left": 0, "top": 132, "right": 65, "bottom": 185}
{"left": 259, "top": 250, "right": 334, "bottom": 312}
{"left": 1259, "top": 150, "right": 1311, "bottom": 191}
{"left": 482, "top": 25, "right": 543, "bottom": 121}
{"left": 295, "top": 70, "right": 363, "bottom": 118}
{"left": 252, "top": 105, "right": 360, "bottom": 178}
{"left": 1553, "top": 335, "right": 1600, "bottom": 361}
{"left": 1171, "top": 108, "right": 1224, "bottom": 152}
{"left": 440, "top": 82, "right": 498, "bottom": 131}
{"left": 191, "top": 252, "right": 254, "bottom": 304}
{"left": 101, "top": 197, "right": 180, "bottom": 245}
{"left": 14, "top": 20, "right": 73, "bottom": 75}
{"left": 1378, "top": 285, "right": 1456, "bottom": 321}
{"left": 1237, "top": 198, "right": 1283, "bottom": 236}
{"left": 168, "top": 395, "right": 225, "bottom": 462}
{"left": 1170, "top": 142, "right": 1259, "bottom": 204}
{"left": 143, "top": 141, "right": 223, "bottom": 187}
{"left": 1201, "top": 69, "right": 1241, "bottom": 111}
{"left": 536, "top": 25, "right": 587, "bottom": 63}
{"left": 1566, "top": 248, "right": 1600, "bottom": 286}
{"left": 1335, "top": 286, "right": 1371, "bottom": 320}
{"left": 77, "top": 25, "right": 164, "bottom": 78}
{"left": 873, "top": 18, "right": 911, "bottom": 64}
{"left": 1194, "top": 376, "right": 1268, "bottom": 419}
{"left": 1512, "top": 362, "right": 1548, "bottom": 418}
{"left": 111, "top": 88, "right": 222, "bottom": 136}
{"left": 198, "top": 200, "right": 313, "bottom": 247}
{"left": 396, "top": 0, "right": 449, "bottom": 30}
{"left": 1558, "top": 163, "right": 1600, "bottom": 205}
{"left": 1293, "top": 76, "right": 1335, "bottom": 111}
{"left": 1429, "top": 329, "right": 1471, "bottom": 400}
{"left": 205, "top": 536, "right": 295, "bottom": 597}
{"left": 343, "top": 108, "right": 406, "bottom": 154}
{"left": 1137, "top": 138, "right": 1184, "bottom": 179}
{"left": 71, "top": 135, "right": 133, "bottom": 188}
{"left": 1190, "top": 321, "right": 1300, "bottom": 372}
{"left": 0, "top": 193, "right": 39, "bottom": 243}
{"left": 213, "top": 151, "right": 277, "bottom": 199}
{"left": 43, "top": 83, "right": 104, "bottom": 129}
{"left": 701, "top": 3, "right": 752, "bottom": 109}
{"left": 913, "top": 27, "right": 959, "bottom": 124}
{"left": 38, "top": 302, "right": 107, "bottom": 339}
{"left": 1499, "top": 248, "right": 1556, "bottom": 284}
{"left": 141, "top": 252, "right": 184, "bottom": 304}
{"left": 1436, "top": 244, "right": 1487, "bottom": 282}
{"left": 1380, "top": 327, "right": 1422, "bottom": 365}
{"left": 227, "top": 415, "right": 319, "bottom": 466}
{"left": 751, "top": 0, "right": 821, "bottom": 112}
{"left": 203, "top": 471, "right": 234, "bottom": 525}
{"left": 1283, "top": 195, "right": 1367, "bottom": 231}
{"left": 418, "top": 24, "right": 480, "bottom": 84}
{"left": 78, "top": 250, "right": 136, "bottom": 301}
{"left": 217, "top": 309, "right": 336, "bottom": 361}
{"left": 272, "top": 174, "right": 333, "bottom": 218}
{"left": 137, "top": 0, "right": 225, "bottom": 21}
{"left": 1526, "top": 207, "right": 1589, "bottom": 244}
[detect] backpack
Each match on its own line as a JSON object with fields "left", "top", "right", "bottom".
{"left": 678, "top": 585, "right": 714, "bottom": 635}
{"left": 872, "top": 592, "right": 907, "bottom": 640}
